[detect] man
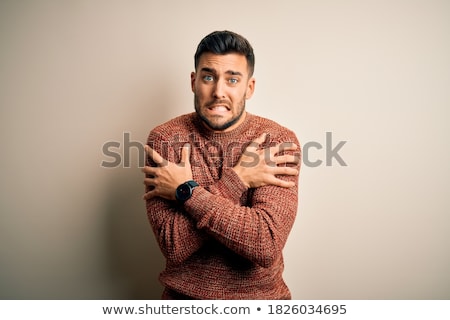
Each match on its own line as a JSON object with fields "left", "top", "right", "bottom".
{"left": 142, "top": 30, "right": 301, "bottom": 299}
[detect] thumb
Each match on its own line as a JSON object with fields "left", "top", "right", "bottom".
{"left": 247, "top": 133, "right": 267, "bottom": 151}
{"left": 180, "top": 143, "right": 191, "bottom": 166}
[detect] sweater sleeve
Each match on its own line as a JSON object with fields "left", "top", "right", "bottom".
{"left": 145, "top": 197, "right": 208, "bottom": 265}
{"left": 145, "top": 130, "right": 207, "bottom": 265}
{"left": 203, "top": 167, "right": 248, "bottom": 204}
{"left": 145, "top": 160, "right": 246, "bottom": 266}
{"left": 183, "top": 133, "right": 301, "bottom": 268}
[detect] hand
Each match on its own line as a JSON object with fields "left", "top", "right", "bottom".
{"left": 232, "top": 133, "right": 300, "bottom": 189}
{"left": 142, "top": 144, "right": 193, "bottom": 201}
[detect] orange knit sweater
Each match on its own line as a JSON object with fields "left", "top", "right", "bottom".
{"left": 145, "top": 112, "right": 300, "bottom": 299}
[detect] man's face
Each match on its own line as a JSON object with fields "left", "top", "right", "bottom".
{"left": 191, "top": 52, "right": 255, "bottom": 132}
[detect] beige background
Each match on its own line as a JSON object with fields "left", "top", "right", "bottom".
{"left": 1, "top": 0, "right": 449, "bottom": 299}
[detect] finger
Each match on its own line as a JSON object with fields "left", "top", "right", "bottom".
{"left": 144, "top": 145, "right": 165, "bottom": 165}
{"left": 143, "top": 177, "right": 156, "bottom": 186}
{"left": 253, "top": 132, "right": 267, "bottom": 145}
{"left": 273, "top": 154, "right": 300, "bottom": 165}
{"left": 271, "top": 166, "right": 299, "bottom": 176}
{"left": 142, "top": 190, "right": 157, "bottom": 200}
{"left": 246, "top": 133, "right": 267, "bottom": 151}
{"left": 180, "top": 143, "right": 191, "bottom": 166}
{"left": 266, "top": 176, "right": 296, "bottom": 188}
{"left": 141, "top": 166, "right": 157, "bottom": 175}
{"left": 276, "top": 179, "right": 296, "bottom": 188}
{"left": 272, "top": 142, "right": 298, "bottom": 155}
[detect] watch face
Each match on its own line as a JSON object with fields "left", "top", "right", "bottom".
{"left": 177, "top": 184, "right": 191, "bottom": 201}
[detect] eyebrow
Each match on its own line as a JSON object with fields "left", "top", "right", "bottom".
{"left": 200, "top": 67, "right": 243, "bottom": 77}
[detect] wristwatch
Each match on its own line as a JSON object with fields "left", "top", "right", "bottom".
{"left": 175, "top": 180, "right": 199, "bottom": 203}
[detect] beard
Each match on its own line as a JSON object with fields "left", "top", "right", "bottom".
{"left": 194, "top": 94, "right": 246, "bottom": 131}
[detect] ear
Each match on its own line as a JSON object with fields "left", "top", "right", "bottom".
{"left": 245, "top": 77, "right": 256, "bottom": 99}
{"left": 190, "top": 72, "right": 196, "bottom": 93}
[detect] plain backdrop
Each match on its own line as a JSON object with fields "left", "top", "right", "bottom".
{"left": 1, "top": 0, "right": 449, "bottom": 299}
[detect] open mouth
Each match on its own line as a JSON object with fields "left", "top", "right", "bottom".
{"left": 208, "top": 105, "right": 230, "bottom": 112}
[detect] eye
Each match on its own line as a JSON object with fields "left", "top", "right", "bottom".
{"left": 203, "top": 75, "right": 214, "bottom": 82}
{"left": 229, "top": 78, "right": 238, "bottom": 84}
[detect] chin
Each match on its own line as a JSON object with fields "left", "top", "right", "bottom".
{"left": 208, "top": 118, "right": 239, "bottom": 131}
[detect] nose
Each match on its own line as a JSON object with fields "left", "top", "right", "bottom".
{"left": 213, "top": 80, "right": 226, "bottom": 99}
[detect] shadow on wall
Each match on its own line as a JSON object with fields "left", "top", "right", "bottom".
{"left": 103, "top": 167, "right": 164, "bottom": 299}
{"left": 101, "top": 115, "right": 169, "bottom": 298}
{"left": 101, "top": 70, "right": 186, "bottom": 299}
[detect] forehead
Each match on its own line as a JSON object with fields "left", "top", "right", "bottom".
{"left": 197, "top": 52, "right": 249, "bottom": 75}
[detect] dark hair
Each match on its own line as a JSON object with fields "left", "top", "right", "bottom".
{"left": 194, "top": 30, "right": 255, "bottom": 76}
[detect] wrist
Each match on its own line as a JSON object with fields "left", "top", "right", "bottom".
{"left": 232, "top": 166, "right": 250, "bottom": 188}
{"left": 175, "top": 180, "right": 199, "bottom": 203}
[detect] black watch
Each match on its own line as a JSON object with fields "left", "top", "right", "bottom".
{"left": 175, "top": 180, "right": 199, "bottom": 203}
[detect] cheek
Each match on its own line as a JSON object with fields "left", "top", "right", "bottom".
{"left": 234, "top": 87, "right": 248, "bottom": 100}
{"left": 195, "top": 84, "right": 210, "bottom": 97}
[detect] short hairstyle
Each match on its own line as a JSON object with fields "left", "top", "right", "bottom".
{"left": 194, "top": 30, "right": 255, "bottom": 76}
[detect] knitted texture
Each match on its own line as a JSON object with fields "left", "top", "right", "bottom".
{"left": 145, "top": 112, "right": 300, "bottom": 299}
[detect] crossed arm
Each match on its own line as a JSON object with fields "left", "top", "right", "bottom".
{"left": 143, "top": 133, "right": 301, "bottom": 266}
{"left": 142, "top": 133, "right": 299, "bottom": 200}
